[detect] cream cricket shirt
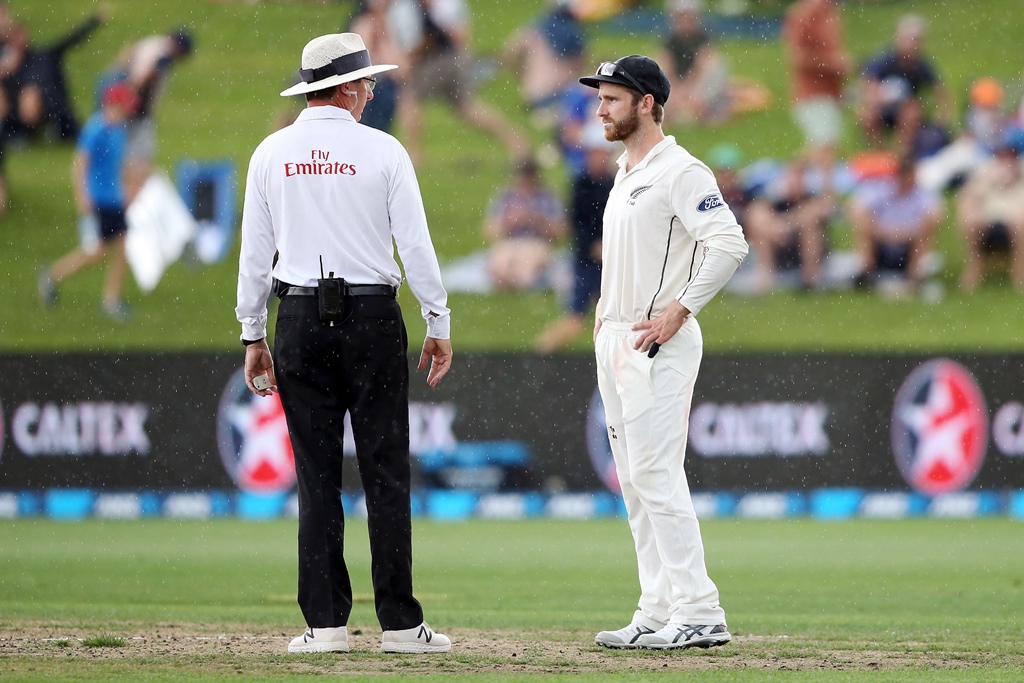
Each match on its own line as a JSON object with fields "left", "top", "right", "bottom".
{"left": 236, "top": 106, "right": 450, "bottom": 341}
{"left": 597, "top": 136, "right": 748, "bottom": 324}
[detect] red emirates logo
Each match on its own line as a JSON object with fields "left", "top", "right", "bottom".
{"left": 283, "top": 149, "right": 356, "bottom": 177}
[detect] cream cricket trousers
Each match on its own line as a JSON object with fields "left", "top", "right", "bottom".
{"left": 595, "top": 319, "right": 726, "bottom": 627}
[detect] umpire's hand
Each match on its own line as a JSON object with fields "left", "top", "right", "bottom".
{"left": 419, "top": 336, "right": 452, "bottom": 387}
{"left": 244, "top": 340, "right": 278, "bottom": 396}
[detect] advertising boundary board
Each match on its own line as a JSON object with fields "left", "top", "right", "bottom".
{"left": 0, "top": 352, "right": 1023, "bottom": 520}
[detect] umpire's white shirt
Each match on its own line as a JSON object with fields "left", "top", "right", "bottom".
{"left": 598, "top": 136, "right": 747, "bottom": 324}
{"left": 236, "top": 105, "right": 450, "bottom": 341}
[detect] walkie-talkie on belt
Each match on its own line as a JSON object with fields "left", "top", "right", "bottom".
{"left": 318, "top": 255, "right": 346, "bottom": 326}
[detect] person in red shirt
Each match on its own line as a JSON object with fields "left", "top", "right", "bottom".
{"left": 782, "top": 0, "right": 851, "bottom": 191}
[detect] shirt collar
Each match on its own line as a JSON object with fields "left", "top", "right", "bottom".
{"left": 617, "top": 135, "right": 677, "bottom": 174}
{"left": 295, "top": 105, "right": 356, "bottom": 123}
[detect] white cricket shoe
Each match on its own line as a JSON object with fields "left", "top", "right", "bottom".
{"left": 288, "top": 626, "right": 349, "bottom": 653}
{"left": 635, "top": 623, "right": 731, "bottom": 650}
{"left": 594, "top": 622, "right": 657, "bottom": 649}
{"left": 381, "top": 622, "right": 451, "bottom": 653}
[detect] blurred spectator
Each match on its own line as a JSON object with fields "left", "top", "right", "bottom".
{"left": 659, "top": 0, "right": 770, "bottom": 127}
{"left": 349, "top": 0, "right": 408, "bottom": 133}
{"left": 535, "top": 118, "right": 615, "bottom": 353}
{"left": 0, "top": 4, "right": 106, "bottom": 214}
{"left": 782, "top": 0, "right": 851, "bottom": 191}
{"left": 554, "top": 81, "right": 599, "bottom": 184}
{"left": 659, "top": 0, "right": 728, "bottom": 124}
{"left": 397, "top": 0, "right": 527, "bottom": 165}
{"left": 707, "top": 142, "right": 752, "bottom": 227}
{"left": 1016, "top": 71, "right": 1024, "bottom": 129}
{"left": 37, "top": 83, "right": 139, "bottom": 321}
{"left": 484, "top": 157, "right": 566, "bottom": 291}
{"left": 10, "top": 10, "right": 107, "bottom": 141}
{"left": 0, "top": 0, "right": 15, "bottom": 213}
{"left": 918, "top": 77, "right": 1014, "bottom": 192}
{"left": 858, "top": 14, "right": 952, "bottom": 156}
{"left": 0, "top": 2, "right": 29, "bottom": 138}
{"left": 502, "top": 0, "right": 586, "bottom": 128}
{"left": 744, "top": 161, "right": 832, "bottom": 292}
{"left": 964, "top": 78, "right": 1012, "bottom": 153}
{"left": 955, "top": 132, "right": 1024, "bottom": 292}
{"left": 100, "top": 27, "right": 194, "bottom": 203}
{"left": 849, "top": 156, "right": 944, "bottom": 293}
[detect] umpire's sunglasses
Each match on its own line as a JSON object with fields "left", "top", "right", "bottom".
{"left": 596, "top": 61, "right": 648, "bottom": 97}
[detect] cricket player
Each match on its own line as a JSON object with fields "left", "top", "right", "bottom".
{"left": 579, "top": 55, "right": 748, "bottom": 650}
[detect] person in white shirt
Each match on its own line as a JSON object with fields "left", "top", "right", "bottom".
{"left": 108, "top": 28, "right": 193, "bottom": 202}
{"left": 235, "top": 32, "right": 452, "bottom": 656}
{"left": 955, "top": 133, "right": 1024, "bottom": 291}
{"left": 578, "top": 55, "right": 747, "bottom": 650}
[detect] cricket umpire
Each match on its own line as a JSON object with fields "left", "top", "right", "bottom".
{"left": 579, "top": 56, "right": 748, "bottom": 650}
{"left": 235, "top": 33, "right": 452, "bottom": 655}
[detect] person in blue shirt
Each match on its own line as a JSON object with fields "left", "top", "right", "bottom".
{"left": 535, "top": 87, "right": 617, "bottom": 352}
{"left": 858, "top": 14, "right": 952, "bottom": 154}
{"left": 38, "top": 81, "right": 138, "bottom": 320}
{"left": 502, "top": 0, "right": 586, "bottom": 120}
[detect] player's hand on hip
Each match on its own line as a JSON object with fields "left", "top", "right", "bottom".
{"left": 244, "top": 340, "right": 278, "bottom": 396}
{"left": 632, "top": 300, "right": 690, "bottom": 354}
{"left": 419, "top": 336, "right": 452, "bottom": 387}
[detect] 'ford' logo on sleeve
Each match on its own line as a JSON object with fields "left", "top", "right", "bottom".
{"left": 697, "top": 194, "right": 724, "bottom": 212}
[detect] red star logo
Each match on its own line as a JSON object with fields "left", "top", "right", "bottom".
{"left": 895, "top": 362, "right": 987, "bottom": 495}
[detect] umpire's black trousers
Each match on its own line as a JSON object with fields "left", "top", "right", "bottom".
{"left": 273, "top": 293, "right": 423, "bottom": 631}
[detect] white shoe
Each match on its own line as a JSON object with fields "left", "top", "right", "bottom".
{"left": 381, "top": 622, "right": 451, "bottom": 653}
{"left": 288, "top": 626, "right": 349, "bottom": 653}
{"left": 594, "top": 622, "right": 657, "bottom": 649}
{"left": 635, "top": 623, "right": 731, "bottom": 650}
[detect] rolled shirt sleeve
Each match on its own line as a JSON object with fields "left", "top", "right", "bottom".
{"left": 235, "top": 143, "right": 277, "bottom": 342}
{"left": 388, "top": 146, "right": 451, "bottom": 339}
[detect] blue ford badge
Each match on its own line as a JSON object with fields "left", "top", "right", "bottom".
{"left": 697, "top": 194, "right": 724, "bottom": 212}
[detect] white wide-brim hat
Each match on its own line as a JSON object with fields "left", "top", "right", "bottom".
{"left": 280, "top": 33, "right": 397, "bottom": 97}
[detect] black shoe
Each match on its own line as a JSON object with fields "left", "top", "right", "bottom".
{"left": 852, "top": 270, "right": 874, "bottom": 291}
{"left": 37, "top": 268, "right": 57, "bottom": 307}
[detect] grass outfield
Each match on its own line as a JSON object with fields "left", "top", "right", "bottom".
{"left": 2, "top": 0, "right": 1023, "bottom": 352}
{"left": 1, "top": 518, "right": 1023, "bottom": 680}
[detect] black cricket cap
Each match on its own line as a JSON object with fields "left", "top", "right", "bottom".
{"left": 579, "top": 55, "right": 671, "bottom": 106}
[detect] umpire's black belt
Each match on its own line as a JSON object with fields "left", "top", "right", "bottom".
{"left": 277, "top": 284, "right": 397, "bottom": 298}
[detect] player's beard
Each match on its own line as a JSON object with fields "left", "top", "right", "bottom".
{"left": 603, "top": 104, "right": 641, "bottom": 142}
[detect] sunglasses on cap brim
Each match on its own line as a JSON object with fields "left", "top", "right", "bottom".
{"left": 596, "top": 61, "right": 649, "bottom": 98}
